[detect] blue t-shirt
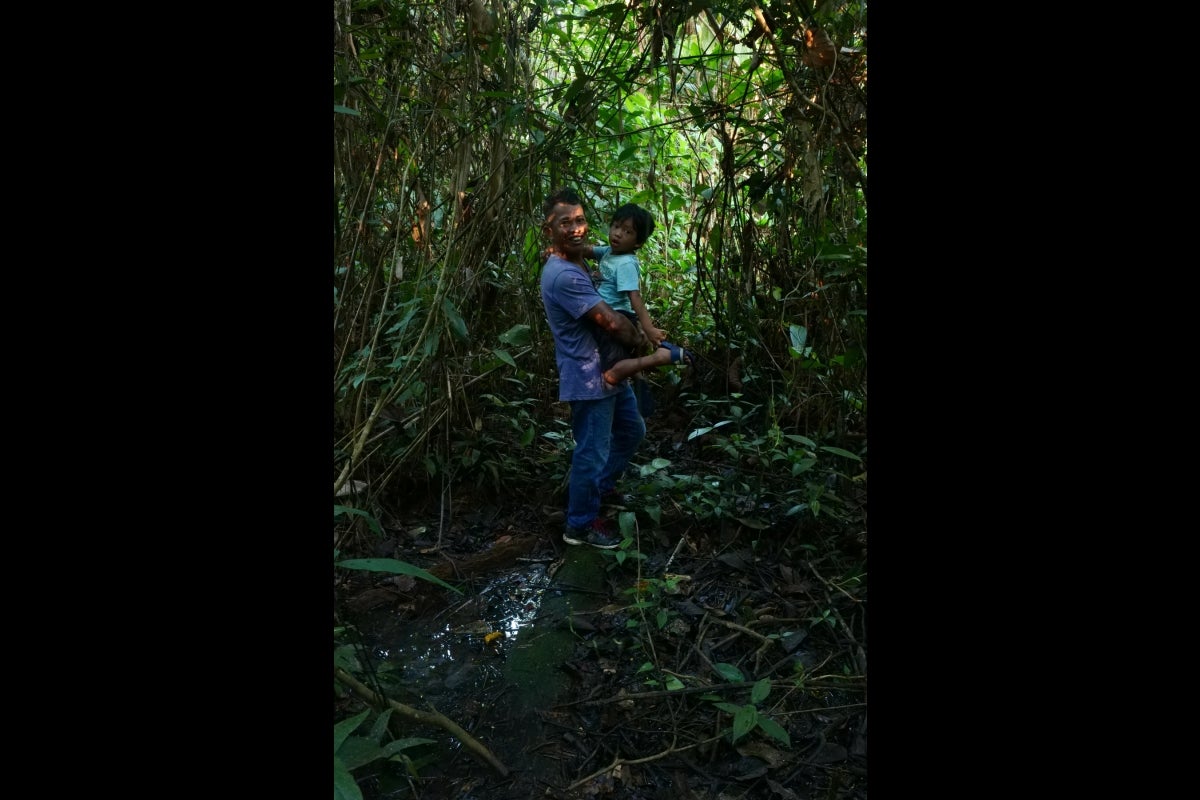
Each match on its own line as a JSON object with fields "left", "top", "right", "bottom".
{"left": 592, "top": 245, "right": 641, "bottom": 314}
{"left": 540, "top": 254, "right": 623, "bottom": 401}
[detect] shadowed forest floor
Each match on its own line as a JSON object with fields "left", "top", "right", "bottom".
{"left": 335, "top": 416, "right": 867, "bottom": 800}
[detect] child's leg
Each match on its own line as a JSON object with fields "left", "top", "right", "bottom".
{"left": 603, "top": 347, "right": 675, "bottom": 385}
{"left": 618, "top": 310, "right": 642, "bottom": 360}
{"left": 604, "top": 341, "right": 696, "bottom": 386}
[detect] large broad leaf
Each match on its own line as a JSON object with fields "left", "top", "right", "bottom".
{"left": 335, "top": 558, "right": 463, "bottom": 594}
{"left": 751, "top": 678, "right": 772, "bottom": 705}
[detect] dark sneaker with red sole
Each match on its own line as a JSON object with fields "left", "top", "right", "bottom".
{"left": 563, "top": 518, "right": 621, "bottom": 549}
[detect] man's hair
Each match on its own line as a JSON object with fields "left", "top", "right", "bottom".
{"left": 543, "top": 187, "right": 584, "bottom": 221}
{"left": 612, "top": 203, "right": 656, "bottom": 245}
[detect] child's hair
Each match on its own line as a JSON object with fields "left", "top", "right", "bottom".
{"left": 611, "top": 203, "right": 655, "bottom": 245}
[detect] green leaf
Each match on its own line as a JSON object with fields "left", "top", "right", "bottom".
{"left": 750, "top": 678, "right": 771, "bottom": 705}
{"left": 334, "top": 104, "right": 361, "bottom": 117}
{"left": 712, "top": 662, "right": 744, "bottom": 682}
{"left": 788, "top": 324, "right": 808, "bottom": 352}
{"left": 338, "top": 736, "right": 387, "bottom": 771}
{"left": 637, "top": 662, "right": 655, "bottom": 674}
{"left": 334, "top": 709, "right": 371, "bottom": 753}
{"left": 333, "top": 644, "right": 360, "bottom": 674}
{"left": 368, "top": 709, "right": 393, "bottom": 742}
{"left": 819, "top": 445, "right": 863, "bottom": 462}
{"left": 712, "top": 702, "right": 742, "bottom": 714}
{"left": 381, "top": 737, "right": 436, "bottom": 756}
{"left": 334, "top": 755, "right": 364, "bottom": 800}
{"left": 755, "top": 716, "right": 792, "bottom": 747}
{"left": 732, "top": 705, "right": 757, "bottom": 742}
{"left": 520, "top": 425, "right": 535, "bottom": 446}
{"left": 334, "top": 506, "right": 384, "bottom": 537}
{"left": 335, "top": 559, "right": 463, "bottom": 594}
{"left": 665, "top": 675, "right": 685, "bottom": 691}
{"left": 494, "top": 349, "right": 517, "bottom": 368}
{"left": 656, "top": 609, "right": 668, "bottom": 629}
{"left": 442, "top": 298, "right": 469, "bottom": 342}
{"left": 498, "top": 324, "right": 532, "bottom": 346}
{"left": 421, "top": 330, "right": 440, "bottom": 358}
{"left": 790, "top": 458, "right": 817, "bottom": 476}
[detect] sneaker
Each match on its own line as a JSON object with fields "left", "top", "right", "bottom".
{"left": 563, "top": 518, "right": 621, "bottom": 549}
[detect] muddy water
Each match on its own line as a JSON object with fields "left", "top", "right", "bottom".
{"left": 352, "top": 547, "right": 612, "bottom": 796}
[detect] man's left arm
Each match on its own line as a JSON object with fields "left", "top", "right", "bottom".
{"left": 586, "top": 301, "right": 647, "bottom": 351}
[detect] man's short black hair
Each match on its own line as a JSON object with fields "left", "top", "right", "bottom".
{"left": 611, "top": 203, "right": 656, "bottom": 245}
{"left": 543, "top": 187, "right": 584, "bottom": 220}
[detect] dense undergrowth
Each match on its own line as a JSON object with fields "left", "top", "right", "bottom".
{"left": 333, "top": 376, "right": 867, "bottom": 799}
{"left": 334, "top": 0, "right": 867, "bottom": 796}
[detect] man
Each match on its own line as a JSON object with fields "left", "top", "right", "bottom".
{"left": 539, "top": 187, "right": 649, "bottom": 549}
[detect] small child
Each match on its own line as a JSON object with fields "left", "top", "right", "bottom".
{"left": 584, "top": 203, "right": 693, "bottom": 399}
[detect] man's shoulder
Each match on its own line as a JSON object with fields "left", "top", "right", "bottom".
{"left": 543, "top": 258, "right": 595, "bottom": 294}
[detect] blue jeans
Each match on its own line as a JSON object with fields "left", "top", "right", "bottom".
{"left": 567, "top": 383, "right": 646, "bottom": 529}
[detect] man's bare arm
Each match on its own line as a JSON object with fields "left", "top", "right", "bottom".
{"left": 586, "top": 301, "right": 647, "bottom": 350}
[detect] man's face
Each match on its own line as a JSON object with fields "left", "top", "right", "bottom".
{"left": 545, "top": 203, "right": 588, "bottom": 257}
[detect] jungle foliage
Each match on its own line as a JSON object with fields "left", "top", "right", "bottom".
{"left": 334, "top": 1, "right": 866, "bottom": 793}
{"left": 333, "top": 0, "right": 866, "bottom": 511}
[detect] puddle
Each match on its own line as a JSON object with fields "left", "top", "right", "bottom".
{"left": 354, "top": 563, "right": 554, "bottom": 709}
{"left": 342, "top": 548, "right": 615, "bottom": 797}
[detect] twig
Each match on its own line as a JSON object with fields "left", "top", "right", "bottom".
{"left": 334, "top": 666, "right": 510, "bottom": 777}
{"left": 662, "top": 531, "right": 689, "bottom": 574}
{"left": 564, "top": 734, "right": 725, "bottom": 792}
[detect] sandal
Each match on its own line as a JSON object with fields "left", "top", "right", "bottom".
{"left": 658, "top": 341, "right": 696, "bottom": 367}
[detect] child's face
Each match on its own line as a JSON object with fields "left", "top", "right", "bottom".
{"left": 607, "top": 217, "right": 639, "bottom": 254}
